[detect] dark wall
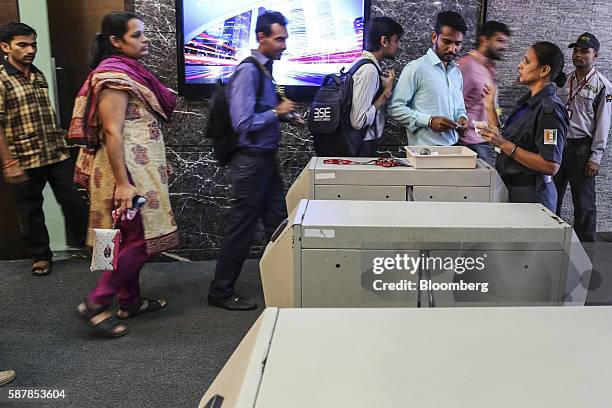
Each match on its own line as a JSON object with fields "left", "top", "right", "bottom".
{"left": 136, "top": 0, "right": 611, "bottom": 259}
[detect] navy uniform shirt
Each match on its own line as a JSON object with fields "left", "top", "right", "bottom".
{"left": 497, "top": 84, "right": 569, "bottom": 179}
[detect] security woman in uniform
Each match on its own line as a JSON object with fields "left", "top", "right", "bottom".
{"left": 477, "top": 41, "right": 569, "bottom": 211}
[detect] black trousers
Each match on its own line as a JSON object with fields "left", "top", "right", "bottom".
{"left": 554, "top": 141, "right": 598, "bottom": 242}
{"left": 12, "top": 158, "right": 88, "bottom": 261}
{"left": 209, "top": 151, "right": 288, "bottom": 299}
{"left": 355, "top": 139, "right": 378, "bottom": 157}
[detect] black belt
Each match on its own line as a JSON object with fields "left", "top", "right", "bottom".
{"left": 566, "top": 137, "right": 592, "bottom": 146}
{"left": 235, "top": 147, "right": 277, "bottom": 158}
{"left": 502, "top": 174, "right": 537, "bottom": 187}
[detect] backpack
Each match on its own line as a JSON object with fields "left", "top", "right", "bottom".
{"left": 206, "top": 57, "right": 266, "bottom": 165}
{"left": 308, "top": 59, "right": 382, "bottom": 157}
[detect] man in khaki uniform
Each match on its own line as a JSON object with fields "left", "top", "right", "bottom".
{"left": 555, "top": 33, "right": 612, "bottom": 242}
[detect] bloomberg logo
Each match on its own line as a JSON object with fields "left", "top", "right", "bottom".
{"left": 313, "top": 106, "right": 332, "bottom": 122}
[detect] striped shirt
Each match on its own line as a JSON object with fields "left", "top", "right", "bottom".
{"left": 0, "top": 58, "right": 68, "bottom": 170}
{"left": 349, "top": 51, "right": 385, "bottom": 141}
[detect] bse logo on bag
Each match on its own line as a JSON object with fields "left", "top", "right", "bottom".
{"left": 313, "top": 106, "right": 332, "bottom": 122}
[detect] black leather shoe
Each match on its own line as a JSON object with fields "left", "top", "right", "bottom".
{"left": 208, "top": 295, "right": 257, "bottom": 311}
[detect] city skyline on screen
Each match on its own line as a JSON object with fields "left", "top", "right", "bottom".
{"left": 181, "top": 0, "right": 366, "bottom": 86}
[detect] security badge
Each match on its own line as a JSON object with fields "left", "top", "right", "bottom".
{"left": 544, "top": 129, "right": 558, "bottom": 145}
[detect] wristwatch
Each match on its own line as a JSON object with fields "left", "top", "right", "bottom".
{"left": 271, "top": 109, "right": 279, "bottom": 118}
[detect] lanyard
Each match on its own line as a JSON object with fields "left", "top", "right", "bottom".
{"left": 567, "top": 69, "right": 597, "bottom": 108}
{"left": 323, "top": 157, "right": 410, "bottom": 167}
{"left": 504, "top": 104, "right": 530, "bottom": 128}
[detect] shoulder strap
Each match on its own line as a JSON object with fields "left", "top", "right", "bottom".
{"left": 347, "top": 58, "right": 381, "bottom": 77}
{"left": 240, "top": 56, "right": 268, "bottom": 100}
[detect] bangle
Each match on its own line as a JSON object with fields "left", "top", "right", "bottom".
{"left": 271, "top": 109, "right": 279, "bottom": 118}
{"left": 428, "top": 116, "right": 434, "bottom": 128}
{"left": 2, "top": 159, "right": 18, "bottom": 169}
{"left": 509, "top": 144, "right": 518, "bottom": 158}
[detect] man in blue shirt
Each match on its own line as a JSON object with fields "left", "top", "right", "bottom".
{"left": 388, "top": 11, "right": 468, "bottom": 146}
{"left": 208, "top": 11, "right": 298, "bottom": 311}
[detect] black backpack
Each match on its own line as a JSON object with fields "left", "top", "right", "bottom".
{"left": 308, "top": 59, "right": 382, "bottom": 157}
{"left": 206, "top": 57, "right": 266, "bottom": 165}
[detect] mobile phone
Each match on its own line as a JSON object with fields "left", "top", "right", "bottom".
{"left": 132, "top": 195, "right": 148, "bottom": 211}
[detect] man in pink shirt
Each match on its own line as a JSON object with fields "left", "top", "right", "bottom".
{"left": 458, "top": 21, "right": 510, "bottom": 165}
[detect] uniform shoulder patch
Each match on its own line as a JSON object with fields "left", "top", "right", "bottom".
{"left": 544, "top": 129, "right": 558, "bottom": 145}
{"left": 543, "top": 106, "right": 554, "bottom": 114}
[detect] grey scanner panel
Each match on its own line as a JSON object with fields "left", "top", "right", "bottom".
{"left": 285, "top": 157, "right": 509, "bottom": 213}
{"left": 424, "top": 250, "right": 564, "bottom": 307}
{"left": 315, "top": 184, "right": 407, "bottom": 201}
{"left": 312, "top": 157, "right": 493, "bottom": 186}
{"left": 260, "top": 200, "right": 591, "bottom": 308}
{"left": 412, "top": 185, "right": 491, "bottom": 202}
{"left": 199, "top": 307, "right": 612, "bottom": 408}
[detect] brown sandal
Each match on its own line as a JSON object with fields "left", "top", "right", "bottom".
{"left": 116, "top": 298, "right": 167, "bottom": 319}
{"left": 32, "top": 260, "right": 52, "bottom": 276}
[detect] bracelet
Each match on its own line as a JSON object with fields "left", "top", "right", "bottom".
{"left": 2, "top": 159, "right": 18, "bottom": 169}
{"left": 509, "top": 144, "right": 518, "bottom": 158}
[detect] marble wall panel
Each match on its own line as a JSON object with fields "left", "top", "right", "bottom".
{"left": 145, "top": 30, "right": 179, "bottom": 91}
{"left": 135, "top": 0, "right": 176, "bottom": 31}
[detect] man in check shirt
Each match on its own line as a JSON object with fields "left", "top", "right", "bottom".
{"left": 554, "top": 33, "right": 612, "bottom": 242}
{"left": 0, "top": 23, "right": 87, "bottom": 275}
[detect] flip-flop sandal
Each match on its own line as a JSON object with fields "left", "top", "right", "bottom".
{"left": 116, "top": 298, "right": 167, "bottom": 319}
{"left": 32, "top": 260, "right": 52, "bottom": 276}
{"left": 76, "top": 301, "right": 128, "bottom": 338}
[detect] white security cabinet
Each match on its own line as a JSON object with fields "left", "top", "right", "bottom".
{"left": 199, "top": 307, "right": 612, "bottom": 408}
{"left": 260, "top": 200, "right": 592, "bottom": 308}
{"left": 286, "top": 157, "right": 508, "bottom": 213}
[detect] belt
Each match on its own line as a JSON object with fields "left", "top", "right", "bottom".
{"left": 502, "top": 174, "right": 552, "bottom": 187}
{"left": 502, "top": 174, "right": 537, "bottom": 187}
{"left": 566, "top": 137, "right": 592, "bottom": 146}
{"left": 235, "top": 147, "right": 277, "bottom": 158}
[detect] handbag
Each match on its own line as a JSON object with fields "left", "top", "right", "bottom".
{"left": 90, "top": 228, "right": 121, "bottom": 272}
{"left": 90, "top": 211, "right": 121, "bottom": 272}
{"left": 89, "top": 196, "right": 147, "bottom": 272}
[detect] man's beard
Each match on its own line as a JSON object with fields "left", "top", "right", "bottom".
{"left": 486, "top": 48, "right": 502, "bottom": 61}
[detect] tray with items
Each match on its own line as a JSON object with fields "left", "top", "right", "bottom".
{"left": 405, "top": 145, "right": 477, "bottom": 169}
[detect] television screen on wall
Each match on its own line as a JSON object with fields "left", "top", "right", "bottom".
{"left": 176, "top": 0, "right": 370, "bottom": 99}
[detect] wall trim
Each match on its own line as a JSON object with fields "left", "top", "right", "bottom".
{"left": 479, "top": 0, "right": 488, "bottom": 26}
